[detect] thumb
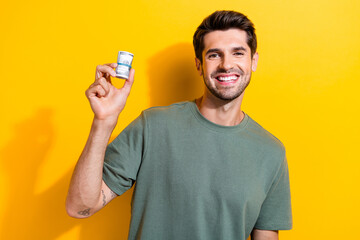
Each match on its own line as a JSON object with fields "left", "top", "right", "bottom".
{"left": 121, "top": 68, "right": 135, "bottom": 96}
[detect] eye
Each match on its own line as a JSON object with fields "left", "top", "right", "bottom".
{"left": 208, "top": 53, "right": 220, "bottom": 59}
{"left": 234, "top": 52, "right": 244, "bottom": 56}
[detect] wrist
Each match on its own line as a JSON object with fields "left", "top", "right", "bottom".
{"left": 91, "top": 116, "right": 118, "bottom": 134}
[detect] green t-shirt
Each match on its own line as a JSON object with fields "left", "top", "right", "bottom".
{"left": 103, "top": 101, "right": 292, "bottom": 240}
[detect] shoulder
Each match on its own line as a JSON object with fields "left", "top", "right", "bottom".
{"left": 244, "top": 114, "right": 286, "bottom": 158}
{"left": 142, "top": 101, "right": 192, "bottom": 121}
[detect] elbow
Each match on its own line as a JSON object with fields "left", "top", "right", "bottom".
{"left": 65, "top": 198, "right": 92, "bottom": 219}
{"left": 65, "top": 202, "right": 81, "bottom": 218}
{"left": 66, "top": 206, "right": 81, "bottom": 219}
{"left": 66, "top": 207, "right": 79, "bottom": 219}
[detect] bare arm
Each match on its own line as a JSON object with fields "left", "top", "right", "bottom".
{"left": 251, "top": 229, "right": 278, "bottom": 240}
{"left": 66, "top": 119, "right": 118, "bottom": 218}
{"left": 66, "top": 63, "right": 135, "bottom": 218}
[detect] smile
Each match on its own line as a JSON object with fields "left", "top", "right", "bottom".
{"left": 215, "top": 74, "right": 239, "bottom": 83}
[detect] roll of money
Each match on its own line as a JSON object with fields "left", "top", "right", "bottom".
{"left": 116, "top": 51, "right": 134, "bottom": 79}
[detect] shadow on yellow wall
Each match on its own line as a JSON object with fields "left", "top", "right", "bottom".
{"left": 1, "top": 43, "right": 204, "bottom": 239}
{"left": 1, "top": 106, "right": 134, "bottom": 238}
{"left": 148, "top": 42, "right": 203, "bottom": 106}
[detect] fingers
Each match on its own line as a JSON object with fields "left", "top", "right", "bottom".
{"left": 121, "top": 68, "right": 135, "bottom": 96}
{"left": 95, "top": 64, "right": 117, "bottom": 80}
{"left": 86, "top": 84, "right": 105, "bottom": 99}
{"left": 106, "top": 63, "right": 118, "bottom": 68}
{"left": 90, "top": 63, "right": 134, "bottom": 100}
{"left": 97, "top": 77, "right": 110, "bottom": 96}
{"left": 86, "top": 77, "right": 110, "bottom": 98}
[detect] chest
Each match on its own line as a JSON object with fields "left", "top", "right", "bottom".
{"left": 139, "top": 133, "right": 271, "bottom": 211}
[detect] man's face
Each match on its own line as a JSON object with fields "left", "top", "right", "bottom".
{"left": 196, "top": 28, "right": 258, "bottom": 101}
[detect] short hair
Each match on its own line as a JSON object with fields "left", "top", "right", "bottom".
{"left": 193, "top": 10, "right": 257, "bottom": 63}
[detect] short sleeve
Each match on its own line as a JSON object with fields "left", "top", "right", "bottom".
{"left": 254, "top": 155, "right": 293, "bottom": 230}
{"left": 102, "top": 112, "right": 147, "bottom": 196}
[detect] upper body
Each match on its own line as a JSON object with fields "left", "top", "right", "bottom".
{"left": 103, "top": 101, "right": 292, "bottom": 239}
{"left": 66, "top": 10, "right": 292, "bottom": 240}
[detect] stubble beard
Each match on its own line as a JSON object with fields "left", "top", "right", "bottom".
{"left": 202, "top": 71, "right": 252, "bottom": 101}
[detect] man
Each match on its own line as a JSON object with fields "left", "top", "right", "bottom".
{"left": 66, "top": 10, "right": 292, "bottom": 240}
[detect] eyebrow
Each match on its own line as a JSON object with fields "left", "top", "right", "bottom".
{"left": 205, "top": 48, "right": 221, "bottom": 55}
{"left": 233, "top": 46, "right": 247, "bottom": 52}
{"left": 205, "top": 46, "right": 247, "bottom": 55}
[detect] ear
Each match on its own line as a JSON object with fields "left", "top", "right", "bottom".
{"left": 195, "top": 58, "right": 203, "bottom": 76}
{"left": 251, "top": 52, "right": 259, "bottom": 72}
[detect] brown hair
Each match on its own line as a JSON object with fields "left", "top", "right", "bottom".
{"left": 193, "top": 10, "right": 257, "bottom": 63}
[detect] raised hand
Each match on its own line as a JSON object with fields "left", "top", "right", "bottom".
{"left": 85, "top": 63, "right": 135, "bottom": 126}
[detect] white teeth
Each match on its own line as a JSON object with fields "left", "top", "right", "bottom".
{"left": 217, "top": 76, "right": 237, "bottom": 81}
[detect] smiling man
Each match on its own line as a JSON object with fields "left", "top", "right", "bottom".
{"left": 66, "top": 10, "right": 292, "bottom": 240}
{"left": 194, "top": 27, "right": 258, "bottom": 126}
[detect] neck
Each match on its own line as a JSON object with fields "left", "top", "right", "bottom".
{"left": 196, "top": 92, "right": 245, "bottom": 126}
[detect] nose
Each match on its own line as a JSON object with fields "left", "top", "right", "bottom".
{"left": 219, "top": 54, "right": 234, "bottom": 71}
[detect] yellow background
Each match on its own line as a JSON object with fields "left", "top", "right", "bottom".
{"left": 1, "top": 0, "right": 359, "bottom": 239}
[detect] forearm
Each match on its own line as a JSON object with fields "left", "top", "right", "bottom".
{"left": 66, "top": 62, "right": 134, "bottom": 217}
{"left": 66, "top": 118, "right": 115, "bottom": 218}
